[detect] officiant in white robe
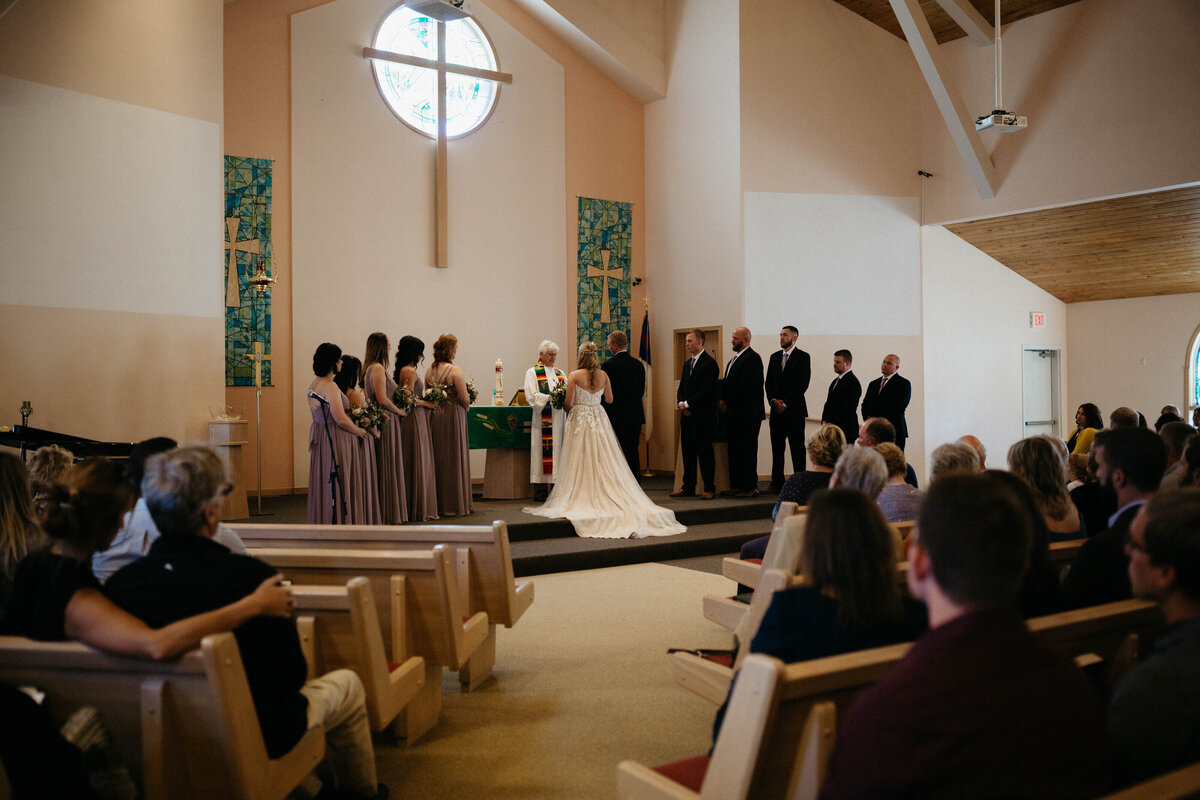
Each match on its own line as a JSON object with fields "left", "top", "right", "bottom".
{"left": 524, "top": 340, "right": 567, "bottom": 498}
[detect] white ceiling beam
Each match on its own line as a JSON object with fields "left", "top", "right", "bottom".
{"left": 934, "top": 0, "right": 994, "bottom": 45}
{"left": 890, "top": 0, "right": 998, "bottom": 199}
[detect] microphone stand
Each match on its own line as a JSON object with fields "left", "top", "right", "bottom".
{"left": 320, "top": 403, "right": 347, "bottom": 524}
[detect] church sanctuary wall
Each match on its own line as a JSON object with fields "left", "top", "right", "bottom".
{"left": 289, "top": 0, "right": 567, "bottom": 488}
{"left": 643, "top": 0, "right": 742, "bottom": 471}
{"left": 736, "top": 0, "right": 928, "bottom": 480}
{"left": 922, "top": 0, "right": 1200, "bottom": 224}
{"left": 1066, "top": 293, "right": 1200, "bottom": 421}
{"left": 922, "top": 226, "right": 1067, "bottom": 470}
{"left": 0, "top": 0, "right": 225, "bottom": 445}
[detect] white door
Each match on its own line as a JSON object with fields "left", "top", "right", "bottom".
{"left": 1022, "top": 348, "right": 1060, "bottom": 439}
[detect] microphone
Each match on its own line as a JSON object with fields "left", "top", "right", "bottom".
{"left": 307, "top": 390, "right": 330, "bottom": 406}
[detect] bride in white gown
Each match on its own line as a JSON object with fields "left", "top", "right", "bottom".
{"left": 524, "top": 342, "right": 686, "bottom": 539}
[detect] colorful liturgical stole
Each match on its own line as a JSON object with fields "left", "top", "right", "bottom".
{"left": 534, "top": 362, "right": 556, "bottom": 475}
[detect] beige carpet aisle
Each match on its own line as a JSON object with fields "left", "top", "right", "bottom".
{"left": 375, "top": 562, "right": 738, "bottom": 798}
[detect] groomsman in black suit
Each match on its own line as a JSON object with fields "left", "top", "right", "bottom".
{"left": 601, "top": 330, "right": 646, "bottom": 478}
{"left": 821, "top": 349, "right": 861, "bottom": 444}
{"left": 764, "top": 325, "right": 811, "bottom": 491}
{"left": 861, "top": 353, "right": 912, "bottom": 451}
{"left": 719, "top": 327, "right": 765, "bottom": 497}
{"left": 672, "top": 328, "right": 718, "bottom": 499}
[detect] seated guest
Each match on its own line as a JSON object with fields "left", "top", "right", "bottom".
{"left": 1110, "top": 406, "right": 1140, "bottom": 429}
{"left": 1159, "top": 421, "right": 1197, "bottom": 488}
{"left": 1008, "top": 436, "right": 1085, "bottom": 541}
{"left": 769, "top": 423, "right": 844, "bottom": 521}
{"left": 93, "top": 437, "right": 247, "bottom": 582}
{"left": 1181, "top": 433, "right": 1200, "bottom": 487}
{"left": 1108, "top": 489, "right": 1200, "bottom": 786}
{"left": 104, "top": 446, "right": 386, "bottom": 799}
{"left": 10, "top": 457, "right": 288, "bottom": 658}
{"left": 821, "top": 473, "right": 1113, "bottom": 799}
{"left": 713, "top": 489, "right": 926, "bottom": 742}
{"left": 0, "top": 452, "right": 45, "bottom": 630}
{"left": 1070, "top": 447, "right": 1118, "bottom": 537}
{"left": 1155, "top": 410, "right": 1183, "bottom": 432}
{"left": 1063, "top": 427, "right": 1166, "bottom": 609}
{"left": 1067, "top": 403, "right": 1104, "bottom": 454}
{"left": 928, "top": 440, "right": 980, "bottom": 484}
{"left": 856, "top": 417, "right": 918, "bottom": 487}
{"left": 1067, "top": 452, "right": 1089, "bottom": 491}
{"left": 828, "top": 445, "right": 887, "bottom": 499}
{"left": 874, "top": 443, "right": 923, "bottom": 523}
{"left": 989, "top": 470, "right": 1065, "bottom": 619}
{"left": 26, "top": 444, "right": 74, "bottom": 521}
{"left": 957, "top": 434, "right": 987, "bottom": 469}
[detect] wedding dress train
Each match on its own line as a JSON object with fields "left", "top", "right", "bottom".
{"left": 524, "top": 385, "right": 686, "bottom": 539}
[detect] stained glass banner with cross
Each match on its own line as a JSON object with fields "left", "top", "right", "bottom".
{"left": 577, "top": 197, "right": 632, "bottom": 350}
{"left": 224, "top": 155, "right": 273, "bottom": 387}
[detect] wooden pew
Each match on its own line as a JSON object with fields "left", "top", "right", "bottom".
{"left": 292, "top": 577, "right": 425, "bottom": 734}
{"left": 677, "top": 590, "right": 1163, "bottom": 709}
{"left": 1098, "top": 762, "right": 1200, "bottom": 799}
{"left": 0, "top": 633, "right": 324, "bottom": 800}
{"left": 718, "top": 502, "right": 801, "bottom": 590}
{"left": 232, "top": 520, "right": 533, "bottom": 690}
{"left": 251, "top": 545, "right": 487, "bottom": 744}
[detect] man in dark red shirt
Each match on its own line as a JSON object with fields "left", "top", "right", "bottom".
{"left": 821, "top": 472, "right": 1113, "bottom": 800}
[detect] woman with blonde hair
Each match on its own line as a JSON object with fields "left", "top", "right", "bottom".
{"left": 525, "top": 342, "right": 684, "bottom": 538}
{"left": 1, "top": 451, "right": 45, "bottom": 626}
{"left": 1008, "top": 435, "right": 1084, "bottom": 541}
{"left": 425, "top": 333, "right": 473, "bottom": 516}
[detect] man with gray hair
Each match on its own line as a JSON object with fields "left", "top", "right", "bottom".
{"left": 525, "top": 339, "right": 567, "bottom": 500}
{"left": 105, "top": 446, "right": 385, "bottom": 799}
{"left": 830, "top": 445, "right": 888, "bottom": 499}
{"left": 928, "top": 441, "right": 981, "bottom": 484}
{"left": 1110, "top": 406, "right": 1140, "bottom": 429}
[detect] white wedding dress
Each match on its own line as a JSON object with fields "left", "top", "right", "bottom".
{"left": 524, "top": 384, "right": 686, "bottom": 539}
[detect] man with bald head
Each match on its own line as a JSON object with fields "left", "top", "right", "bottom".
{"left": 861, "top": 353, "right": 912, "bottom": 451}
{"left": 719, "top": 326, "right": 765, "bottom": 497}
{"left": 958, "top": 435, "right": 987, "bottom": 469}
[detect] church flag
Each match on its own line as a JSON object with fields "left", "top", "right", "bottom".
{"left": 639, "top": 308, "right": 653, "bottom": 443}
{"left": 639, "top": 309, "right": 652, "bottom": 365}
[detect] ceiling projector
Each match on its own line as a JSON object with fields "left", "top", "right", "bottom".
{"left": 405, "top": 0, "right": 471, "bottom": 21}
{"left": 975, "top": 110, "right": 1028, "bottom": 133}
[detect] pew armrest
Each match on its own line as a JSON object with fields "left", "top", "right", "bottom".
{"left": 616, "top": 760, "right": 700, "bottom": 800}
{"left": 456, "top": 611, "right": 490, "bottom": 670}
{"left": 510, "top": 580, "right": 535, "bottom": 627}
{"left": 670, "top": 652, "right": 731, "bottom": 705}
{"left": 140, "top": 676, "right": 168, "bottom": 800}
{"left": 295, "top": 617, "right": 318, "bottom": 682}
{"left": 702, "top": 595, "right": 747, "bottom": 631}
{"left": 721, "top": 558, "right": 760, "bottom": 589}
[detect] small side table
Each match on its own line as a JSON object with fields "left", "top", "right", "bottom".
{"left": 209, "top": 420, "right": 250, "bottom": 520}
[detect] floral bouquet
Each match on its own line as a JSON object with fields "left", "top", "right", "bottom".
{"left": 365, "top": 400, "right": 388, "bottom": 433}
{"left": 423, "top": 383, "right": 448, "bottom": 405}
{"left": 466, "top": 377, "right": 479, "bottom": 404}
{"left": 392, "top": 384, "right": 416, "bottom": 412}
{"left": 549, "top": 385, "right": 567, "bottom": 411}
{"left": 348, "top": 404, "right": 372, "bottom": 430}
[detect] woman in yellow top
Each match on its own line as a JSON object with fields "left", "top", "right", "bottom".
{"left": 1066, "top": 403, "right": 1103, "bottom": 454}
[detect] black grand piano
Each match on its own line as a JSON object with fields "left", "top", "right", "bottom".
{"left": 0, "top": 424, "right": 135, "bottom": 460}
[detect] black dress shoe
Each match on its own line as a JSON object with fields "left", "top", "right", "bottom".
{"left": 668, "top": 489, "right": 695, "bottom": 498}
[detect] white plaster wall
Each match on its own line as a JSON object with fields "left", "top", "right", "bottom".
{"left": 643, "top": 0, "right": 741, "bottom": 470}
{"left": 1066, "top": 293, "right": 1200, "bottom": 420}
{"left": 923, "top": 0, "right": 1200, "bottom": 223}
{"left": 922, "top": 226, "right": 1067, "bottom": 474}
{"left": 291, "top": 0, "right": 566, "bottom": 486}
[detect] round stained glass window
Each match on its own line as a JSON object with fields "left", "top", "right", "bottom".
{"left": 371, "top": 6, "right": 500, "bottom": 139}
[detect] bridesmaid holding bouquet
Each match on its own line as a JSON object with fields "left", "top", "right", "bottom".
{"left": 426, "top": 334, "right": 473, "bottom": 517}
{"left": 306, "top": 343, "right": 369, "bottom": 524}
{"left": 332, "top": 354, "right": 382, "bottom": 524}
{"left": 363, "top": 332, "right": 408, "bottom": 524}
{"left": 394, "top": 336, "right": 439, "bottom": 521}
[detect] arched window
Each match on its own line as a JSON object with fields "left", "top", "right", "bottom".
{"left": 370, "top": 5, "right": 500, "bottom": 139}
{"left": 1189, "top": 322, "right": 1200, "bottom": 421}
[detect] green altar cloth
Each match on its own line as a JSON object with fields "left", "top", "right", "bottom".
{"left": 467, "top": 406, "right": 532, "bottom": 449}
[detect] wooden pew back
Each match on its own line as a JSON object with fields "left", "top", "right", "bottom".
{"left": 0, "top": 633, "right": 323, "bottom": 800}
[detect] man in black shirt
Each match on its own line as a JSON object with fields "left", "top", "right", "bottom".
{"left": 104, "top": 446, "right": 384, "bottom": 799}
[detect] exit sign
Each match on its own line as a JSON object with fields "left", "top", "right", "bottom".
{"left": 1030, "top": 312, "right": 1046, "bottom": 328}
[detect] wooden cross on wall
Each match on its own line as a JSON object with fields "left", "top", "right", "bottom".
{"left": 588, "top": 248, "right": 624, "bottom": 324}
{"left": 364, "top": 22, "right": 512, "bottom": 268}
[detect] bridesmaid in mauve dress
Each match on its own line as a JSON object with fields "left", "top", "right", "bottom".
{"left": 426, "top": 333, "right": 473, "bottom": 517}
{"left": 333, "top": 355, "right": 382, "bottom": 524}
{"left": 394, "top": 335, "right": 439, "bottom": 521}
{"left": 306, "top": 342, "right": 371, "bottom": 524}
{"left": 363, "top": 332, "right": 408, "bottom": 524}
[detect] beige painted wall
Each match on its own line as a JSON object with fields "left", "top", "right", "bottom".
{"left": 922, "top": 0, "right": 1200, "bottom": 223}
{"left": 1066, "top": 293, "right": 1200, "bottom": 421}
{"left": 922, "top": 226, "right": 1067, "bottom": 475}
{"left": 0, "top": 0, "right": 224, "bottom": 446}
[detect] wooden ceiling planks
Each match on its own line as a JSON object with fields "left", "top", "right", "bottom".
{"left": 945, "top": 186, "right": 1200, "bottom": 304}
{"left": 832, "top": 0, "right": 1088, "bottom": 44}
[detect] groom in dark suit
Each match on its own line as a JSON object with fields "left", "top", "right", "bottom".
{"left": 601, "top": 330, "right": 646, "bottom": 478}
{"left": 672, "top": 328, "right": 718, "bottom": 499}
{"left": 764, "top": 325, "right": 811, "bottom": 491}
{"left": 861, "top": 353, "right": 912, "bottom": 451}
{"left": 719, "top": 326, "right": 764, "bottom": 497}
{"left": 821, "top": 349, "right": 861, "bottom": 444}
